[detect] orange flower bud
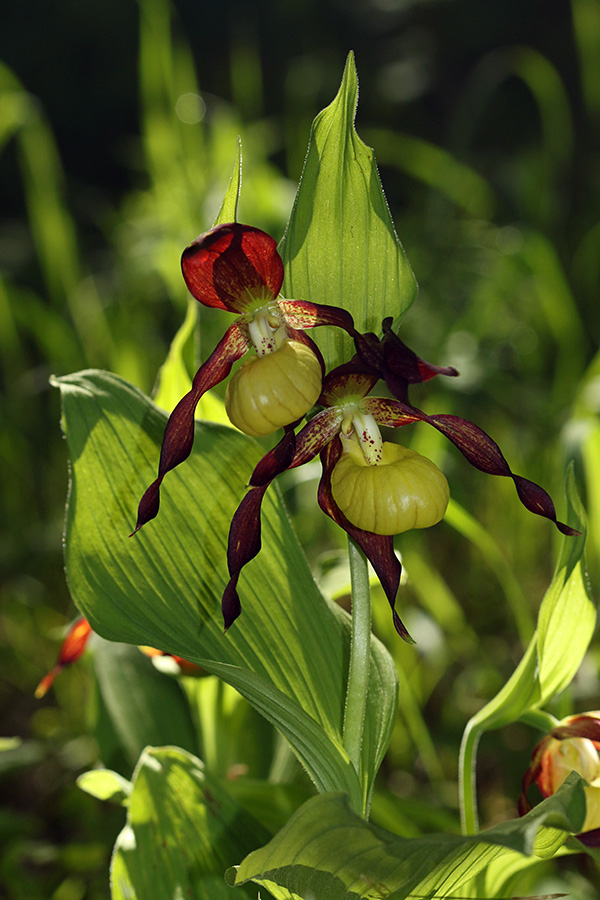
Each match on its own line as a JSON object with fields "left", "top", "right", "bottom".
{"left": 225, "top": 339, "right": 322, "bottom": 436}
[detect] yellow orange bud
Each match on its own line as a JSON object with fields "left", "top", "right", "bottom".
{"left": 331, "top": 439, "right": 449, "bottom": 535}
{"left": 225, "top": 339, "right": 322, "bottom": 436}
{"left": 538, "top": 735, "right": 600, "bottom": 831}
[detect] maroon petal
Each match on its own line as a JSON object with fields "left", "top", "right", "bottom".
{"left": 182, "top": 223, "right": 284, "bottom": 313}
{"left": 364, "top": 397, "right": 578, "bottom": 537}
{"left": 577, "top": 828, "right": 600, "bottom": 847}
{"left": 223, "top": 482, "right": 271, "bottom": 631}
{"left": 223, "top": 427, "right": 298, "bottom": 630}
{"left": 426, "top": 413, "right": 579, "bottom": 536}
{"left": 318, "top": 439, "right": 413, "bottom": 643}
{"left": 355, "top": 317, "right": 458, "bottom": 402}
{"left": 552, "top": 716, "right": 600, "bottom": 742}
{"left": 319, "top": 363, "right": 378, "bottom": 407}
{"left": 381, "top": 317, "right": 458, "bottom": 383}
{"left": 278, "top": 299, "right": 357, "bottom": 336}
{"left": 132, "top": 322, "right": 249, "bottom": 533}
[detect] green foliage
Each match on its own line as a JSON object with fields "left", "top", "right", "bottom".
{"left": 111, "top": 747, "right": 269, "bottom": 899}
{"left": 230, "top": 776, "right": 585, "bottom": 899}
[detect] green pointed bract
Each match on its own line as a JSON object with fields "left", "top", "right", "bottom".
{"left": 213, "top": 137, "right": 242, "bottom": 227}
{"left": 279, "top": 52, "right": 417, "bottom": 372}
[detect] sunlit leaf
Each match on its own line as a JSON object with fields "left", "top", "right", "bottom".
{"left": 55, "top": 369, "right": 398, "bottom": 809}
{"left": 110, "top": 746, "right": 268, "bottom": 899}
{"left": 77, "top": 768, "right": 132, "bottom": 806}
{"left": 228, "top": 775, "right": 585, "bottom": 900}
{"left": 279, "top": 52, "right": 417, "bottom": 371}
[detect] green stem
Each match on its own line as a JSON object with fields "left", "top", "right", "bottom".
{"left": 342, "top": 536, "right": 371, "bottom": 813}
{"left": 458, "top": 720, "right": 480, "bottom": 835}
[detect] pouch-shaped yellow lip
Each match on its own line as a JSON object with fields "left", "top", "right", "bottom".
{"left": 331, "top": 440, "right": 449, "bottom": 535}
{"left": 225, "top": 339, "right": 322, "bottom": 436}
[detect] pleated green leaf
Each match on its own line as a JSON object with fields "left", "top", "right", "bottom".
{"left": 229, "top": 775, "right": 585, "bottom": 900}
{"left": 110, "top": 746, "right": 269, "bottom": 900}
{"left": 537, "top": 464, "right": 594, "bottom": 699}
{"left": 279, "top": 52, "right": 417, "bottom": 371}
{"left": 55, "top": 369, "right": 397, "bottom": 807}
{"left": 465, "top": 465, "right": 592, "bottom": 737}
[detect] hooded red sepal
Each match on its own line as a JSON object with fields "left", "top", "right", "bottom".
{"left": 182, "top": 223, "right": 284, "bottom": 313}
{"left": 318, "top": 439, "right": 414, "bottom": 643}
{"left": 133, "top": 322, "right": 249, "bottom": 534}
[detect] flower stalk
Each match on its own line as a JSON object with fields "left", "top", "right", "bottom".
{"left": 343, "top": 536, "right": 372, "bottom": 817}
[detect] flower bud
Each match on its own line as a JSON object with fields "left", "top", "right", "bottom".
{"left": 331, "top": 438, "right": 449, "bottom": 535}
{"left": 538, "top": 736, "right": 600, "bottom": 798}
{"left": 225, "top": 339, "right": 322, "bottom": 436}
{"left": 537, "top": 736, "right": 600, "bottom": 831}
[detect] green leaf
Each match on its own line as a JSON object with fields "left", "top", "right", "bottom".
{"left": 229, "top": 775, "right": 585, "bottom": 900}
{"left": 459, "top": 465, "right": 592, "bottom": 833}
{"left": 466, "top": 464, "right": 592, "bottom": 737}
{"left": 279, "top": 52, "right": 417, "bottom": 371}
{"left": 537, "top": 464, "right": 595, "bottom": 699}
{"left": 110, "top": 746, "right": 269, "bottom": 900}
{"left": 213, "top": 137, "right": 242, "bottom": 226}
{"left": 55, "top": 369, "right": 398, "bottom": 807}
{"left": 91, "top": 639, "right": 199, "bottom": 768}
{"left": 77, "top": 769, "right": 132, "bottom": 806}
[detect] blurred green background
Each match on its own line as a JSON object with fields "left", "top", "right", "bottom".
{"left": 1, "top": 0, "right": 600, "bottom": 897}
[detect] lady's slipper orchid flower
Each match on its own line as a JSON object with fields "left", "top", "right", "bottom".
{"left": 223, "top": 354, "right": 577, "bottom": 642}
{"left": 133, "top": 222, "right": 358, "bottom": 533}
{"left": 35, "top": 617, "right": 203, "bottom": 697}
{"left": 519, "top": 714, "right": 600, "bottom": 845}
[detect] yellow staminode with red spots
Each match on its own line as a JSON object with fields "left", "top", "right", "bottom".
{"left": 331, "top": 432, "right": 449, "bottom": 535}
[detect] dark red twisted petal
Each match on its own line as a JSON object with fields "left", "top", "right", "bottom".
{"left": 35, "top": 617, "right": 93, "bottom": 698}
{"left": 181, "top": 223, "right": 284, "bottom": 313}
{"left": 381, "top": 317, "right": 459, "bottom": 383}
{"left": 354, "top": 317, "right": 458, "bottom": 402}
{"left": 318, "top": 439, "right": 413, "bottom": 643}
{"left": 132, "top": 322, "right": 249, "bottom": 533}
{"left": 577, "top": 828, "right": 600, "bottom": 847}
{"left": 363, "top": 397, "right": 579, "bottom": 537}
{"left": 223, "top": 427, "right": 299, "bottom": 631}
{"left": 277, "top": 299, "right": 357, "bottom": 336}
